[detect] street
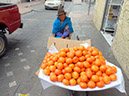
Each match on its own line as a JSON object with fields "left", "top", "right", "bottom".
{"left": 0, "top": 2, "right": 73, "bottom": 96}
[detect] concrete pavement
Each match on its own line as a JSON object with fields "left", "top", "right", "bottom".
{"left": 17, "top": 0, "right": 129, "bottom": 96}
{"left": 17, "top": 0, "right": 44, "bottom": 14}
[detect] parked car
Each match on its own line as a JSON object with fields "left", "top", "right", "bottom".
{"left": 0, "top": 3, "right": 23, "bottom": 57}
{"left": 65, "top": 0, "right": 72, "bottom": 1}
{"left": 44, "top": 0, "right": 64, "bottom": 10}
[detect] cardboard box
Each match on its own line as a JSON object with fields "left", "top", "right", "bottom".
{"left": 47, "top": 37, "right": 91, "bottom": 50}
{"left": 35, "top": 37, "right": 91, "bottom": 76}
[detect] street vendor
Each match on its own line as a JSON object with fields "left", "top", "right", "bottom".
{"left": 52, "top": 8, "right": 74, "bottom": 39}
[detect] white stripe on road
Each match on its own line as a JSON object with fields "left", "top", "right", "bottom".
{"left": 7, "top": 71, "right": 13, "bottom": 77}
{"left": 4, "top": 63, "right": 10, "bottom": 67}
{"left": 9, "top": 81, "right": 17, "bottom": 87}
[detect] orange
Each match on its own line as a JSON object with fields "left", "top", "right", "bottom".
{"left": 99, "top": 76, "right": 104, "bottom": 82}
{"left": 54, "top": 69, "right": 62, "bottom": 76}
{"left": 83, "top": 61, "right": 90, "bottom": 68}
{"left": 40, "top": 63, "right": 47, "bottom": 69}
{"left": 100, "top": 57, "right": 106, "bottom": 65}
{"left": 91, "top": 75, "right": 99, "bottom": 82}
{"left": 79, "top": 82, "right": 87, "bottom": 89}
{"left": 67, "top": 52, "right": 74, "bottom": 58}
{"left": 77, "top": 77, "right": 81, "bottom": 84}
{"left": 76, "top": 62, "right": 84, "bottom": 69}
{"left": 80, "top": 71, "right": 86, "bottom": 76}
{"left": 87, "top": 46, "right": 93, "bottom": 52}
{"left": 69, "top": 79, "right": 77, "bottom": 86}
{"left": 80, "top": 75, "right": 88, "bottom": 82}
{"left": 57, "top": 63, "right": 63, "bottom": 70}
{"left": 103, "top": 76, "right": 111, "bottom": 84}
{"left": 96, "top": 71, "right": 102, "bottom": 76}
{"left": 86, "top": 70, "right": 93, "bottom": 79}
{"left": 69, "top": 64, "right": 75, "bottom": 69}
{"left": 72, "top": 71, "right": 79, "bottom": 79}
{"left": 53, "top": 56, "right": 58, "bottom": 62}
{"left": 105, "top": 65, "right": 111, "bottom": 68}
{"left": 49, "top": 65, "right": 56, "bottom": 72}
{"left": 49, "top": 56, "right": 54, "bottom": 60}
{"left": 62, "top": 69, "right": 66, "bottom": 74}
{"left": 42, "top": 60, "right": 47, "bottom": 63}
{"left": 45, "top": 66, "right": 50, "bottom": 70}
{"left": 87, "top": 81, "right": 96, "bottom": 88}
{"left": 57, "top": 74, "right": 64, "bottom": 82}
{"left": 43, "top": 69, "right": 50, "bottom": 75}
{"left": 62, "top": 79, "right": 69, "bottom": 86}
{"left": 48, "top": 60, "right": 54, "bottom": 66}
{"left": 106, "top": 67, "right": 113, "bottom": 75}
{"left": 75, "top": 50, "right": 82, "bottom": 57}
{"left": 85, "top": 54, "right": 91, "bottom": 59}
{"left": 102, "top": 73, "right": 108, "bottom": 77}
{"left": 79, "top": 56, "right": 85, "bottom": 62}
{"left": 92, "top": 50, "right": 99, "bottom": 56}
{"left": 65, "top": 48, "right": 69, "bottom": 52}
{"left": 91, "top": 65, "right": 99, "bottom": 72}
{"left": 81, "top": 68, "right": 85, "bottom": 72}
{"left": 79, "top": 45, "right": 85, "bottom": 51}
{"left": 112, "top": 66, "right": 117, "bottom": 73}
{"left": 74, "top": 66, "right": 81, "bottom": 73}
{"left": 96, "top": 81, "right": 104, "bottom": 88}
{"left": 58, "top": 57, "right": 65, "bottom": 63}
{"left": 110, "top": 74, "right": 117, "bottom": 81}
{"left": 99, "top": 51, "right": 102, "bottom": 56}
{"left": 50, "top": 74, "right": 57, "bottom": 82}
{"left": 86, "top": 57, "right": 93, "bottom": 64}
{"left": 65, "top": 67, "right": 72, "bottom": 73}
{"left": 72, "top": 56, "right": 79, "bottom": 63}
{"left": 90, "top": 56, "right": 95, "bottom": 61}
{"left": 73, "top": 47, "right": 78, "bottom": 51}
{"left": 63, "top": 63, "right": 68, "bottom": 68}
{"left": 59, "top": 48, "right": 67, "bottom": 53}
{"left": 82, "top": 49, "right": 88, "bottom": 56}
{"left": 94, "top": 59, "right": 101, "bottom": 66}
{"left": 100, "top": 65, "right": 107, "bottom": 72}
{"left": 59, "top": 51, "right": 66, "bottom": 57}
{"left": 64, "top": 73, "right": 72, "bottom": 80}
{"left": 66, "top": 58, "right": 73, "bottom": 64}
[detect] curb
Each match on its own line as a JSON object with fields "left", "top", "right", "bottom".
{"left": 19, "top": 1, "right": 43, "bottom": 15}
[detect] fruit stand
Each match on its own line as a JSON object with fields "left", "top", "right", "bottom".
{"left": 36, "top": 37, "right": 126, "bottom": 95}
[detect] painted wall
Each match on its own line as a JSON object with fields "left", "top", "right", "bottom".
{"left": 93, "top": 0, "right": 106, "bottom": 31}
{"left": 111, "top": 0, "right": 129, "bottom": 79}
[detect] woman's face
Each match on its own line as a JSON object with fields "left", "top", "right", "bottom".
{"left": 59, "top": 13, "right": 66, "bottom": 21}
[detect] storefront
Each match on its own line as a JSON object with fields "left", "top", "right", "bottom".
{"left": 94, "top": 0, "right": 124, "bottom": 46}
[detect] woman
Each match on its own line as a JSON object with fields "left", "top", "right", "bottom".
{"left": 52, "top": 8, "right": 74, "bottom": 39}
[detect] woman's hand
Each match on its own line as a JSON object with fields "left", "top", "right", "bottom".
{"left": 52, "top": 33, "right": 55, "bottom": 37}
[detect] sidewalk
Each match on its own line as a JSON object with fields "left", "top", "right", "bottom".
{"left": 17, "top": 0, "right": 129, "bottom": 96}
{"left": 17, "top": 0, "right": 44, "bottom": 14}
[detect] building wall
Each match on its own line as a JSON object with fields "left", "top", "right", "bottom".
{"left": 93, "top": 0, "right": 106, "bottom": 31}
{"left": 111, "top": 0, "right": 129, "bottom": 79}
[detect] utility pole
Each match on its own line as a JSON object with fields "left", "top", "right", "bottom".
{"left": 88, "top": 0, "right": 91, "bottom": 15}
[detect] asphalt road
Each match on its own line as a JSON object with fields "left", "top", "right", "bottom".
{"left": 0, "top": 2, "right": 73, "bottom": 96}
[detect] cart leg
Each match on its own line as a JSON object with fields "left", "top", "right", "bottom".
{"left": 86, "top": 91, "right": 89, "bottom": 96}
{"left": 70, "top": 91, "right": 77, "bottom": 96}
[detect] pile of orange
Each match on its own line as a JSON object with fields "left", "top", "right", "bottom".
{"left": 40, "top": 46, "right": 117, "bottom": 89}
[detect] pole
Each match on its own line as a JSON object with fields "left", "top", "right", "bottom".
{"left": 88, "top": 0, "right": 91, "bottom": 15}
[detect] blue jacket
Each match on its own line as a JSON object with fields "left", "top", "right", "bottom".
{"left": 52, "top": 16, "right": 74, "bottom": 34}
